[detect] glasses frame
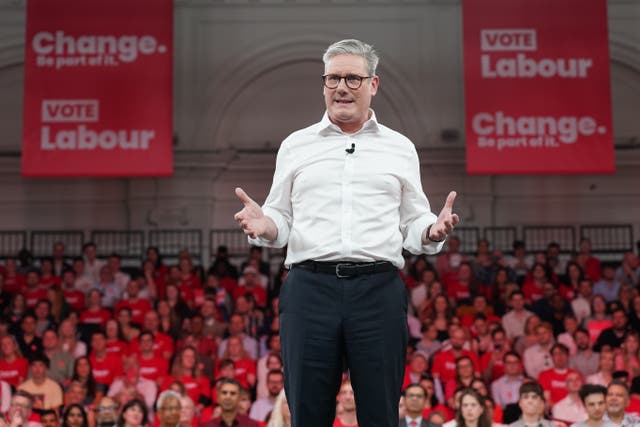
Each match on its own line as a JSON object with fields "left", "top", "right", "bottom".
{"left": 322, "top": 74, "right": 373, "bottom": 90}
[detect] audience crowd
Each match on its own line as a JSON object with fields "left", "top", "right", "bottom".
{"left": 0, "top": 236, "right": 638, "bottom": 427}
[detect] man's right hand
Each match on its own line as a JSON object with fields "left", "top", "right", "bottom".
{"left": 233, "top": 187, "right": 278, "bottom": 241}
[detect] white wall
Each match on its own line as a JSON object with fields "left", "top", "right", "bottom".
{"left": 0, "top": 0, "right": 639, "bottom": 255}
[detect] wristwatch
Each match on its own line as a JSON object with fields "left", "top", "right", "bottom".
{"left": 426, "top": 224, "right": 445, "bottom": 242}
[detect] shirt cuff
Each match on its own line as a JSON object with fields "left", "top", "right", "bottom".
{"left": 247, "top": 207, "right": 290, "bottom": 248}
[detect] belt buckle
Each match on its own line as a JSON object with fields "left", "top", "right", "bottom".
{"left": 335, "top": 263, "right": 351, "bottom": 278}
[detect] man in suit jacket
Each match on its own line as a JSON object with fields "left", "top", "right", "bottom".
{"left": 400, "top": 384, "right": 442, "bottom": 427}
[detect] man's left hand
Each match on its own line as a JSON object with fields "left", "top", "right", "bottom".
{"left": 428, "top": 191, "right": 460, "bottom": 242}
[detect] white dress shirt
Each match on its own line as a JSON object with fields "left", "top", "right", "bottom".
{"left": 250, "top": 111, "right": 443, "bottom": 267}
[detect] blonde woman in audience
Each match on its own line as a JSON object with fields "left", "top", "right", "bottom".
{"left": 514, "top": 315, "right": 540, "bottom": 355}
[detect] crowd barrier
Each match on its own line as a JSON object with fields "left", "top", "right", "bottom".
{"left": 0, "top": 225, "right": 636, "bottom": 263}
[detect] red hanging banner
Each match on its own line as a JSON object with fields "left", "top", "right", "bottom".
{"left": 463, "top": 0, "right": 614, "bottom": 174}
{"left": 22, "top": 0, "right": 173, "bottom": 177}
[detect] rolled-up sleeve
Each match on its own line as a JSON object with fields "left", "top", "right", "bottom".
{"left": 399, "top": 145, "right": 445, "bottom": 255}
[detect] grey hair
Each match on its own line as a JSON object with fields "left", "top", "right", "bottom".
{"left": 323, "top": 39, "right": 379, "bottom": 76}
{"left": 156, "top": 390, "right": 182, "bottom": 411}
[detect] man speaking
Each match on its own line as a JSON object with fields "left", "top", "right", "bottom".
{"left": 234, "top": 39, "right": 458, "bottom": 427}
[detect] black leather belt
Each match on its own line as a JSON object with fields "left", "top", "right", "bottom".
{"left": 291, "top": 260, "right": 396, "bottom": 278}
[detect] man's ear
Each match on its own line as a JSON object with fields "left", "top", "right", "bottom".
{"left": 370, "top": 75, "right": 380, "bottom": 96}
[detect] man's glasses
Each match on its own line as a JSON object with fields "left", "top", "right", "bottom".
{"left": 405, "top": 393, "right": 426, "bottom": 399}
{"left": 322, "top": 74, "right": 372, "bottom": 90}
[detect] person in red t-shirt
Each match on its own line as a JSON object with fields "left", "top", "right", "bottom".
{"left": 2, "top": 257, "right": 26, "bottom": 294}
{"left": 432, "top": 327, "right": 480, "bottom": 385}
{"left": 538, "top": 343, "right": 579, "bottom": 405}
{"left": 522, "top": 263, "right": 552, "bottom": 304}
{"left": 444, "top": 262, "right": 475, "bottom": 306}
{"left": 61, "top": 269, "right": 85, "bottom": 312}
{"left": 333, "top": 380, "right": 358, "bottom": 427}
{"left": 104, "top": 318, "right": 129, "bottom": 356}
{"left": 90, "top": 331, "right": 123, "bottom": 388}
{"left": 444, "top": 356, "right": 477, "bottom": 406}
{"left": 39, "top": 258, "right": 62, "bottom": 288}
{"left": 171, "top": 345, "right": 210, "bottom": 406}
{"left": 232, "top": 267, "right": 267, "bottom": 309}
{"left": 216, "top": 336, "right": 256, "bottom": 390}
{"left": 24, "top": 269, "right": 48, "bottom": 309}
{"left": 80, "top": 289, "right": 113, "bottom": 328}
{"left": 578, "top": 238, "right": 602, "bottom": 281}
{"left": 0, "top": 335, "right": 28, "bottom": 387}
{"left": 134, "top": 331, "right": 170, "bottom": 387}
{"left": 114, "top": 281, "right": 152, "bottom": 326}
{"left": 480, "top": 328, "right": 510, "bottom": 383}
{"left": 128, "top": 310, "right": 174, "bottom": 359}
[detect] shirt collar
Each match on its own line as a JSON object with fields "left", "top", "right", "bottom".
{"left": 405, "top": 416, "right": 423, "bottom": 425}
{"left": 317, "top": 109, "right": 380, "bottom": 136}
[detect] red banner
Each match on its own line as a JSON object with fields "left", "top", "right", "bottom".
{"left": 463, "top": 0, "right": 614, "bottom": 174}
{"left": 22, "top": 0, "right": 173, "bottom": 177}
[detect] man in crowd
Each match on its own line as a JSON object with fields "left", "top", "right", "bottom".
{"left": 491, "top": 351, "right": 524, "bottom": 410}
{"left": 42, "top": 329, "right": 74, "bottom": 384}
{"left": 604, "top": 380, "right": 640, "bottom": 427}
{"left": 89, "top": 331, "right": 123, "bottom": 388}
{"left": 7, "top": 390, "right": 38, "bottom": 427}
{"left": 401, "top": 384, "right": 440, "bottom": 427}
{"left": 432, "top": 327, "right": 480, "bottom": 385}
{"left": 523, "top": 322, "right": 555, "bottom": 379}
{"left": 17, "top": 355, "right": 63, "bottom": 412}
{"left": 595, "top": 309, "right": 629, "bottom": 352}
{"left": 334, "top": 380, "right": 358, "bottom": 427}
{"left": 508, "top": 382, "right": 554, "bottom": 427}
{"left": 538, "top": 343, "right": 579, "bottom": 405}
{"left": 249, "top": 369, "right": 284, "bottom": 422}
{"left": 156, "top": 390, "right": 183, "bottom": 427}
{"left": 573, "top": 384, "right": 617, "bottom": 427}
{"left": 569, "top": 328, "right": 600, "bottom": 378}
{"left": 40, "top": 410, "right": 59, "bottom": 427}
{"left": 218, "top": 314, "right": 259, "bottom": 360}
{"left": 201, "top": 378, "right": 258, "bottom": 427}
{"left": 502, "top": 291, "right": 534, "bottom": 340}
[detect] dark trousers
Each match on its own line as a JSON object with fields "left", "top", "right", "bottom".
{"left": 279, "top": 267, "right": 408, "bottom": 427}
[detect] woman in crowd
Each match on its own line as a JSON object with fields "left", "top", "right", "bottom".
{"left": 62, "top": 403, "right": 89, "bottom": 427}
{"left": 513, "top": 315, "right": 541, "bottom": 355}
{"left": 105, "top": 318, "right": 129, "bottom": 355}
{"left": 116, "top": 308, "right": 140, "bottom": 342}
{"left": 116, "top": 398, "right": 149, "bottom": 427}
{"left": 559, "top": 262, "right": 584, "bottom": 301}
{"left": 70, "top": 356, "right": 103, "bottom": 403}
{"left": 522, "top": 263, "right": 552, "bottom": 303}
{"left": 615, "top": 331, "right": 640, "bottom": 378}
{"left": 170, "top": 346, "right": 210, "bottom": 407}
{"left": 585, "top": 295, "right": 612, "bottom": 343}
{"left": 586, "top": 349, "right": 615, "bottom": 386}
{"left": 0, "top": 335, "right": 27, "bottom": 388}
{"left": 5, "top": 293, "right": 26, "bottom": 328}
{"left": 428, "top": 294, "right": 454, "bottom": 342}
{"left": 164, "top": 284, "right": 191, "bottom": 322}
{"left": 455, "top": 388, "right": 492, "bottom": 427}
